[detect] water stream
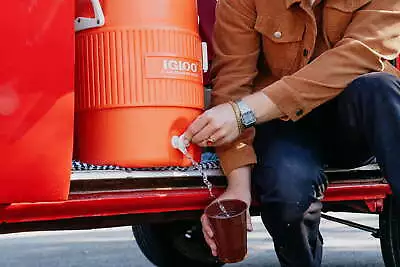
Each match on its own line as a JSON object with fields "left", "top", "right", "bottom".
{"left": 172, "top": 135, "right": 229, "bottom": 217}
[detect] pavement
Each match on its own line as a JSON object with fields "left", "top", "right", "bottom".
{"left": 0, "top": 212, "right": 385, "bottom": 267}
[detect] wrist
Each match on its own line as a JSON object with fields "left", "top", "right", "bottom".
{"left": 242, "top": 92, "right": 283, "bottom": 124}
{"left": 233, "top": 99, "right": 257, "bottom": 130}
{"left": 226, "top": 166, "right": 251, "bottom": 195}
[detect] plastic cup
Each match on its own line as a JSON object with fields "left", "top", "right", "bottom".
{"left": 205, "top": 199, "right": 248, "bottom": 263}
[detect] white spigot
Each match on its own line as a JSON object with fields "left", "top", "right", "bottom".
{"left": 171, "top": 135, "right": 189, "bottom": 155}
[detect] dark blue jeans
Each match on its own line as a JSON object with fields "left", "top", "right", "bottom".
{"left": 252, "top": 72, "right": 400, "bottom": 267}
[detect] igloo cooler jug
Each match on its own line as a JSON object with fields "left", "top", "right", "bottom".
{"left": 74, "top": 0, "right": 204, "bottom": 167}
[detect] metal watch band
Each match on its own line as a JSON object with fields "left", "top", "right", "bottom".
{"left": 235, "top": 100, "right": 257, "bottom": 128}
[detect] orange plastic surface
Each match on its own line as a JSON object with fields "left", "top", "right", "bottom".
{"left": 0, "top": 1, "right": 74, "bottom": 203}
{"left": 75, "top": 0, "right": 203, "bottom": 167}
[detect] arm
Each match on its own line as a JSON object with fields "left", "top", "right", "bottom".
{"left": 195, "top": 1, "right": 260, "bottom": 255}
{"left": 246, "top": 0, "right": 400, "bottom": 122}
{"left": 210, "top": 0, "right": 260, "bottom": 176}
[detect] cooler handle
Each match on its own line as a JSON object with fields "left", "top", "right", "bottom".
{"left": 75, "top": 0, "right": 105, "bottom": 32}
{"left": 202, "top": 42, "right": 209, "bottom": 73}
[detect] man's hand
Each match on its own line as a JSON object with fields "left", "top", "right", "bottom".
{"left": 200, "top": 167, "right": 253, "bottom": 257}
{"left": 184, "top": 103, "right": 240, "bottom": 147}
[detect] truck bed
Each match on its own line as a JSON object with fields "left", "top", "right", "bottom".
{"left": 71, "top": 159, "right": 384, "bottom": 189}
{"left": 0, "top": 160, "right": 390, "bottom": 234}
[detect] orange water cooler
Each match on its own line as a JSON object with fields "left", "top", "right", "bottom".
{"left": 75, "top": 0, "right": 204, "bottom": 167}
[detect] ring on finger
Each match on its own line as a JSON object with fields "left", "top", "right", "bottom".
{"left": 207, "top": 136, "right": 216, "bottom": 143}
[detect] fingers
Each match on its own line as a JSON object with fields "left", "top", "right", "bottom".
{"left": 211, "top": 131, "right": 237, "bottom": 147}
{"left": 201, "top": 214, "right": 214, "bottom": 238}
{"left": 184, "top": 114, "right": 209, "bottom": 143}
{"left": 203, "top": 231, "right": 217, "bottom": 256}
{"left": 246, "top": 209, "right": 253, "bottom": 232}
{"left": 190, "top": 110, "right": 222, "bottom": 146}
{"left": 201, "top": 214, "right": 217, "bottom": 256}
{"left": 202, "top": 128, "right": 226, "bottom": 147}
{"left": 191, "top": 123, "right": 218, "bottom": 145}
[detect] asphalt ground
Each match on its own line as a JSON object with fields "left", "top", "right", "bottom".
{"left": 0, "top": 213, "right": 384, "bottom": 267}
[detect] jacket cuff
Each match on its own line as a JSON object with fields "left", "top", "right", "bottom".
{"left": 262, "top": 79, "right": 307, "bottom": 121}
{"left": 216, "top": 141, "right": 257, "bottom": 176}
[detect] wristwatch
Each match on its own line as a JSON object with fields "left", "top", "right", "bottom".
{"left": 235, "top": 100, "right": 257, "bottom": 129}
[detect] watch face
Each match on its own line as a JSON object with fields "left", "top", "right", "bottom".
{"left": 243, "top": 112, "right": 256, "bottom": 127}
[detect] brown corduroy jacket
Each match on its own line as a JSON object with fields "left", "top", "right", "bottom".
{"left": 210, "top": 0, "right": 400, "bottom": 175}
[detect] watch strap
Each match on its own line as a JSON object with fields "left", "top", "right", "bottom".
{"left": 235, "top": 99, "right": 256, "bottom": 128}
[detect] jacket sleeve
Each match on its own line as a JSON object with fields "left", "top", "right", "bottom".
{"left": 210, "top": 0, "right": 260, "bottom": 175}
{"left": 263, "top": 0, "right": 400, "bottom": 121}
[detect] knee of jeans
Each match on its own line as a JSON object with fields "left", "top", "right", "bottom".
{"left": 346, "top": 72, "right": 399, "bottom": 99}
{"left": 254, "top": 160, "right": 323, "bottom": 224}
{"left": 264, "top": 202, "right": 312, "bottom": 227}
{"left": 303, "top": 201, "right": 322, "bottom": 225}
{"left": 262, "top": 200, "right": 323, "bottom": 230}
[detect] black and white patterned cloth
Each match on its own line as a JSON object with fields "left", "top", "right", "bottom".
{"left": 70, "top": 154, "right": 331, "bottom": 198}
{"left": 72, "top": 160, "right": 220, "bottom": 172}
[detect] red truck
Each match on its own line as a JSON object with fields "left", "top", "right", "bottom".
{"left": 1, "top": 1, "right": 400, "bottom": 267}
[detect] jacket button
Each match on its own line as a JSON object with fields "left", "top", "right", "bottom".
{"left": 273, "top": 31, "right": 282, "bottom": 39}
{"left": 296, "top": 109, "right": 304, "bottom": 116}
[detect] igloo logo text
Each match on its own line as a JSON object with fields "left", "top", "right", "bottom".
{"left": 163, "top": 59, "right": 198, "bottom": 73}
{"left": 145, "top": 55, "right": 202, "bottom": 82}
